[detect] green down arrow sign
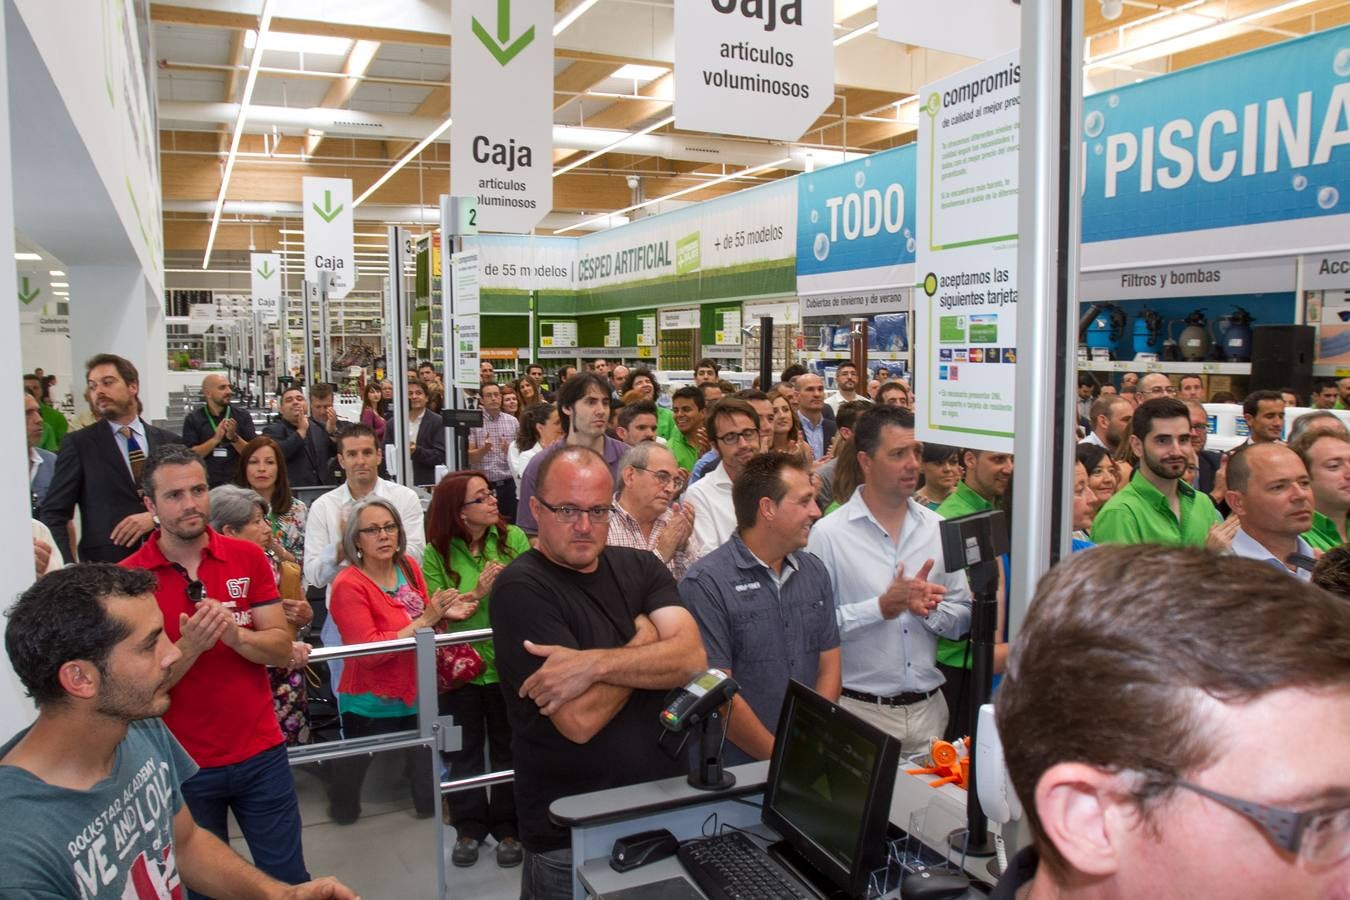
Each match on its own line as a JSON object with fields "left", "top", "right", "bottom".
{"left": 312, "top": 190, "right": 344, "bottom": 223}
{"left": 17, "top": 276, "right": 39, "bottom": 304}
{"left": 473, "top": 0, "right": 535, "bottom": 66}
{"left": 256, "top": 260, "right": 275, "bottom": 279}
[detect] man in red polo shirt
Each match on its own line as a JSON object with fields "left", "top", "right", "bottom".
{"left": 122, "top": 444, "right": 309, "bottom": 893}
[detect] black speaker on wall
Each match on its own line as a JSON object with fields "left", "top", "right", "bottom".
{"left": 1249, "top": 325, "right": 1315, "bottom": 402}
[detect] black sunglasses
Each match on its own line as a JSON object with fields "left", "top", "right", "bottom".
{"left": 171, "top": 563, "right": 205, "bottom": 604}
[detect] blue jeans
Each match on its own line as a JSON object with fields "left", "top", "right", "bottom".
{"left": 180, "top": 742, "right": 309, "bottom": 898}
{"left": 520, "top": 847, "right": 573, "bottom": 900}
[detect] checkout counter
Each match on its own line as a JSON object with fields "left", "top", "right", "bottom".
{"left": 550, "top": 756, "right": 1006, "bottom": 899}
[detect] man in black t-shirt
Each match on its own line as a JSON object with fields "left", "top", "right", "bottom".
{"left": 490, "top": 446, "right": 707, "bottom": 900}
{"left": 181, "top": 374, "right": 257, "bottom": 487}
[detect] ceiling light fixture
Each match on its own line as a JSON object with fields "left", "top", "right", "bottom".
{"left": 833, "top": 20, "right": 878, "bottom": 46}
{"left": 611, "top": 64, "right": 668, "bottom": 83}
{"left": 555, "top": 157, "right": 791, "bottom": 234}
{"left": 48, "top": 269, "right": 64, "bottom": 276}
{"left": 203, "top": 0, "right": 276, "bottom": 269}
{"left": 554, "top": 116, "right": 675, "bottom": 178}
{"left": 50, "top": 282, "right": 69, "bottom": 287}
{"left": 554, "top": 0, "right": 602, "bottom": 36}
{"left": 353, "top": 117, "right": 452, "bottom": 208}
{"left": 1100, "top": 0, "right": 1124, "bottom": 21}
{"left": 14, "top": 252, "right": 40, "bottom": 261}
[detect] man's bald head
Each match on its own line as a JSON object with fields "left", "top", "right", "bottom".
{"left": 200, "top": 373, "right": 232, "bottom": 409}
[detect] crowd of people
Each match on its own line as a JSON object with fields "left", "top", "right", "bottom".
{"left": 6, "top": 352, "right": 1349, "bottom": 899}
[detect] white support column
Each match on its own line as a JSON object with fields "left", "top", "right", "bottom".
{"left": 0, "top": 1, "right": 39, "bottom": 738}
{"left": 67, "top": 265, "right": 167, "bottom": 422}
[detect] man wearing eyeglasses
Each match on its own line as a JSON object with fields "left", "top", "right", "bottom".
{"left": 120, "top": 444, "right": 312, "bottom": 890}
{"left": 684, "top": 398, "right": 763, "bottom": 559}
{"left": 491, "top": 446, "right": 706, "bottom": 899}
{"left": 1137, "top": 372, "right": 1178, "bottom": 401}
{"left": 608, "top": 442, "right": 697, "bottom": 579}
{"left": 992, "top": 545, "right": 1350, "bottom": 899}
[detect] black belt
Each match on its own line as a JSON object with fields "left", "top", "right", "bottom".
{"left": 841, "top": 687, "right": 939, "bottom": 707}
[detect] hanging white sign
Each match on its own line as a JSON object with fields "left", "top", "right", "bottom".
{"left": 673, "top": 0, "right": 833, "bottom": 142}
{"left": 250, "top": 252, "right": 281, "bottom": 321}
{"left": 302, "top": 177, "right": 355, "bottom": 299}
{"left": 451, "top": 0, "right": 553, "bottom": 233}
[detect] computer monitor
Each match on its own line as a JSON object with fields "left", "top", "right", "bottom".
{"left": 762, "top": 680, "right": 901, "bottom": 899}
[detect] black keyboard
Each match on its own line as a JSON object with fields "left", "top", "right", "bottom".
{"left": 677, "top": 831, "right": 814, "bottom": 900}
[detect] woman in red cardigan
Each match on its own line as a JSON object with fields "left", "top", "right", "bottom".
{"left": 325, "top": 496, "right": 475, "bottom": 825}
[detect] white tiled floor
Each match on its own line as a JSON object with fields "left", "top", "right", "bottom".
{"left": 228, "top": 756, "right": 522, "bottom": 899}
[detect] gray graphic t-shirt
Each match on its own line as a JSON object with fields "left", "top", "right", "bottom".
{"left": 0, "top": 718, "right": 199, "bottom": 899}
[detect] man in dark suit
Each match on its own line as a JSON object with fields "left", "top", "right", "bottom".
{"left": 795, "top": 373, "right": 837, "bottom": 459}
{"left": 263, "top": 386, "right": 328, "bottom": 487}
{"left": 303, "top": 382, "right": 343, "bottom": 483}
{"left": 180, "top": 373, "right": 257, "bottom": 487}
{"left": 386, "top": 378, "right": 444, "bottom": 486}
{"left": 39, "top": 354, "right": 181, "bottom": 562}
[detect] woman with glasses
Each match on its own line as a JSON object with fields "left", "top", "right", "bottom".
{"left": 767, "top": 387, "right": 814, "bottom": 463}
{"left": 510, "top": 403, "right": 561, "bottom": 491}
{"left": 326, "top": 497, "right": 477, "bottom": 824}
{"left": 423, "top": 472, "right": 529, "bottom": 867}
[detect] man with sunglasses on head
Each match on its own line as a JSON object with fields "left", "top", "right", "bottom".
{"left": 607, "top": 442, "right": 698, "bottom": 579}
{"left": 491, "top": 446, "right": 706, "bottom": 899}
{"left": 992, "top": 545, "right": 1350, "bottom": 899}
{"left": 683, "top": 398, "right": 762, "bottom": 558}
{"left": 120, "top": 444, "right": 311, "bottom": 893}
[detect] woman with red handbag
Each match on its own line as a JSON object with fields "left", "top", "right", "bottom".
{"left": 326, "top": 496, "right": 477, "bottom": 825}
{"left": 424, "top": 471, "right": 530, "bottom": 869}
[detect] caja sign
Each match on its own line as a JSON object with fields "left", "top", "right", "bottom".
{"left": 796, "top": 144, "right": 917, "bottom": 294}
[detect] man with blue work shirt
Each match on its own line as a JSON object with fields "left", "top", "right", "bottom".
{"left": 1093, "top": 398, "right": 1224, "bottom": 546}
{"left": 681, "top": 453, "right": 840, "bottom": 764}
{"left": 807, "top": 405, "right": 972, "bottom": 753}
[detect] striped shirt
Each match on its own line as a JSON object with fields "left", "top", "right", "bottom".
{"left": 605, "top": 494, "right": 697, "bottom": 581}
{"left": 470, "top": 411, "right": 519, "bottom": 482}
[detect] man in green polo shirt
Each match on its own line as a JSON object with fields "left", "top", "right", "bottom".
{"left": 933, "top": 447, "right": 1012, "bottom": 739}
{"left": 1291, "top": 429, "right": 1350, "bottom": 551}
{"left": 1093, "top": 397, "right": 1222, "bottom": 546}
{"left": 667, "top": 386, "right": 708, "bottom": 472}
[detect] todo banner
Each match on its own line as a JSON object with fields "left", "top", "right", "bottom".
{"left": 914, "top": 52, "right": 1021, "bottom": 453}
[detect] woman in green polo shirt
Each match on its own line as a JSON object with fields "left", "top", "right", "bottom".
{"left": 423, "top": 471, "right": 530, "bottom": 869}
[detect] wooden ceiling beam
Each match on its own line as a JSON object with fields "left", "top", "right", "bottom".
{"left": 306, "top": 40, "right": 382, "bottom": 157}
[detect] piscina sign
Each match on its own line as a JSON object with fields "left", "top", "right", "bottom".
{"left": 1081, "top": 25, "right": 1350, "bottom": 267}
